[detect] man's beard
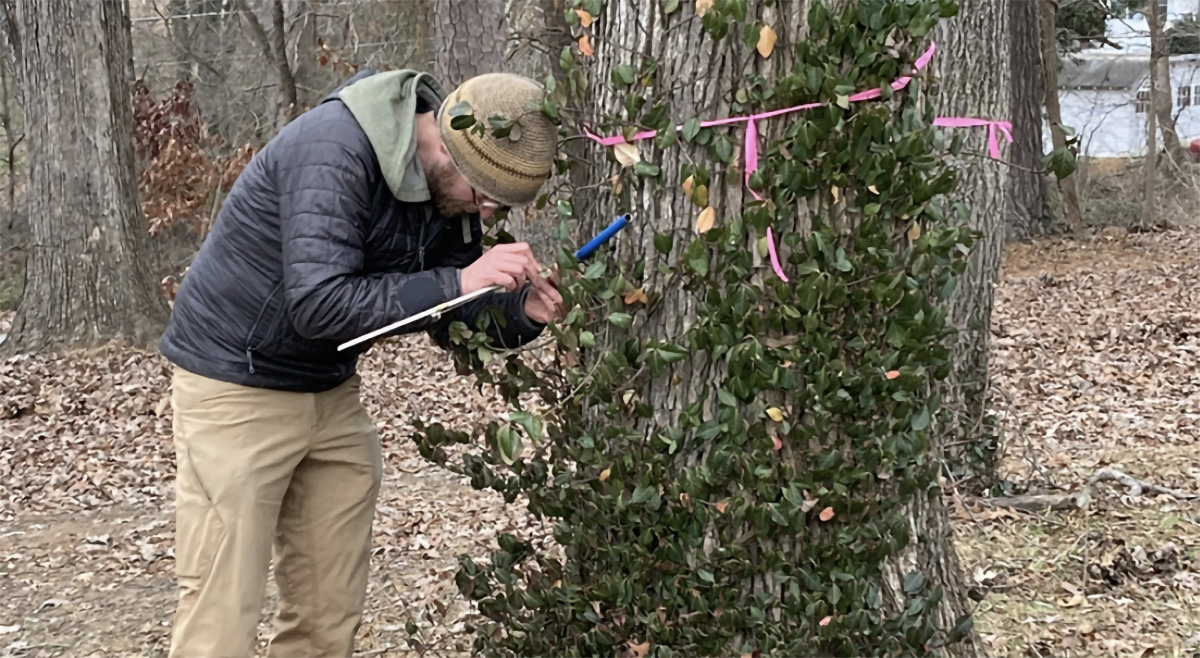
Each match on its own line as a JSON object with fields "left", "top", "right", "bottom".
{"left": 427, "top": 161, "right": 475, "bottom": 219}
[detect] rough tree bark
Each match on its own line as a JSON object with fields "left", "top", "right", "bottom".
{"left": 579, "top": 1, "right": 981, "bottom": 652}
{"left": 434, "top": 0, "right": 506, "bottom": 85}
{"left": 1039, "top": 0, "right": 1083, "bottom": 233}
{"left": 1008, "top": 0, "right": 1045, "bottom": 241}
{"left": 1147, "top": 0, "right": 1185, "bottom": 167}
{"left": 0, "top": 0, "right": 167, "bottom": 353}
{"left": 932, "top": 1, "right": 1010, "bottom": 488}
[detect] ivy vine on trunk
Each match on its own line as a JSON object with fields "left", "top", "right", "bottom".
{"left": 414, "top": 0, "right": 984, "bottom": 655}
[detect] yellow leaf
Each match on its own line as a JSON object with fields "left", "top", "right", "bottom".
{"left": 578, "top": 33, "right": 594, "bottom": 56}
{"left": 800, "top": 496, "right": 818, "bottom": 513}
{"left": 695, "top": 0, "right": 713, "bottom": 16}
{"left": 631, "top": 640, "right": 651, "bottom": 657}
{"left": 819, "top": 615, "right": 833, "bottom": 626}
{"left": 611, "top": 173, "right": 623, "bottom": 195}
{"left": 575, "top": 9, "right": 594, "bottom": 27}
{"left": 682, "top": 174, "right": 694, "bottom": 196}
{"left": 624, "top": 287, "right": 647, "bottom": 304}
{"left": 622, "top": 389, "right": 635, "bottom": 404}
{"left": 868, "top": 185, "right": 879, "bottom": 194}
{"left": 819, "top": 506, "right": 835, "bottom": 522}
{"left": 716, "top": 501, "right": 729, "bottom": 513}
{"left": 600, "top": 468, "right": 611, "bottom": 482}
{"left": 907, "top": 221, "right": 921, "bottom": 241}
{"left": 886, "top": 370, "right": 900, "bottom": 380}
{"left": 766, "top": 407, "right": 784, "bottom": 422}
{"left": 613, "top": 142, "right": 640, "bottom": 167}
{"left": 696, "top": 206, "right": 716, "bottom": 233}
{"left": 772, "top": 436, "right": 783, "bottom": 451}
{"left": 757, "top": 25, "right": 777, "bottom": 58}
{"left": 830, "top": 186, "right": 840, "bottom": 203}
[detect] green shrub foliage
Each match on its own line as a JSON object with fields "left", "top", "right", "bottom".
{"left": 413, "top": 0, "right": 979, "bottom": 654}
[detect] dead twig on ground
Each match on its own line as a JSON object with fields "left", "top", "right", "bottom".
{"left": 976, "top": 467, "right": 1199, "bottom": 513}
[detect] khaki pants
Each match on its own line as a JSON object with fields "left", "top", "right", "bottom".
{"left": 167, "top": 366, "right": 383, "bottom": 658}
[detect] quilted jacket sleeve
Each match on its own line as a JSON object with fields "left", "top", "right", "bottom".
{"left": 274, "top": 131, "right": 462, "bottom": 342}
{"left": 425, "top": 213, "right": 546, "bottom": 351}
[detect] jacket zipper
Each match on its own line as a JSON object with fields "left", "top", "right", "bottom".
{"left": 244, "top": 281, "right": 284, "bottom": 375}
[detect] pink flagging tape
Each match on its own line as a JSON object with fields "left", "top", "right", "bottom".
{"left": 766, "top": 226, "right": 788, "bottom": 282}
{"left": 584, "top": 41, "right": 1013, "bottom": 281}
{"left": 932, "top": 117, "right": 1014, "bottom": 159}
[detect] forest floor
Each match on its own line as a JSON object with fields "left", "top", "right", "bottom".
{"left": 1, "top": 228, "right": 1198, "bottom": 657}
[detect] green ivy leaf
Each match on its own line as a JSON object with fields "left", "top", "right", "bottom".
{"left": 662, "top": 0, "right": 680, "bottom": 13}
{"left": 634, "top": 161, "right": 662, "bottom": 177}
{"left": 1045, "top": 147, "right": 1077, "bottom": 181}
{"left": 615, "top": 64, "right": 636, "bottom": 86}
{"left": 948, "top": 614, "right": 975, "bottom": 642}
{"left": 902, "top": 571, "right": 927, "bottom": 595}
{"left": 632, "top": 484, "right": 657, "bottom": 504}
{"left": 497, "top": 426, "right": 522, "bottom": 465}
{"left": 580, "top": 331, "right": 596, "bottom": 348}
{"left": 510, "top": 411, "right": 544, "bottom": 442}
{"left": 654, "top": 232, "right": 674, "bottom": 255}
{"left": 911, "top": 407, "right": 931, "bottom": 431}
{"left": 608, "top": 312, "right": 634, "bottom": 328}
{"left": 682, "top": 117, "right": 702, "bottom": 142}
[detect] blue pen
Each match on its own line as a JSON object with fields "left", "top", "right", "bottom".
{"left": 576, "top": 213, "right": 631, "bottom": 260}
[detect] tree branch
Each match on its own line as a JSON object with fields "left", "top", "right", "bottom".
{"left": 0, "top": 0, "right": 20, "bottom": 78}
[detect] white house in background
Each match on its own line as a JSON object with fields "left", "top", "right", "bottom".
{"left": 1049, "top": 0, "right": 1200, "bottom": 158}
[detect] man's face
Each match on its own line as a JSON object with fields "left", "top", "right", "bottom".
{"left": 427, "top": 158, "right": 507, "bottom": 221}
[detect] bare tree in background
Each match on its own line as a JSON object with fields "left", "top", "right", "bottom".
{"left": 238, "top": 0, "right": 300, "bottom": 131}
{"left": 0, "top": 0, "right": 167, "bottom": 353}
{"left": 1040, "top": 0, "right": 1083, "bottom": 233}
{"left": 1147, "top": 0, "right": 1185, "bottom": 167}
{"left": 435, "top": 0, "right": 506, "bottom": 85}
{"left": 1008, "top": 0, "right": 1045, "bottom": 241}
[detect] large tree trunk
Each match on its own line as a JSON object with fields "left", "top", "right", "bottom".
{"left": 1008, "top": 0, "right": 1045, "bottom": 241}
{"left": 1147, "top": 0, "right": 1185, "bottom": 168}
{"left": 1039, "top": 0, "right": 1083, "bottom": 233}
{"left": 933, "top": 1, "right": 1010, "bottom": 488}
{"left": 575, "top": 0, "right": 980, "bottom": 653}
{"left": 0, "top": 0, "right": 167, "bottom": 353}
{"left": 433, "top": 0, "right": 506, "bottom": 85}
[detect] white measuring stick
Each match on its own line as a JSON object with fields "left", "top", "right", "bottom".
{"left": 336, "top": 283, "right": 505, "bottom": 352}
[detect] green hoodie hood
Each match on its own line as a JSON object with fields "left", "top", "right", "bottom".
{"left": 337, "top": 70, "right": 447, "bottom": 203}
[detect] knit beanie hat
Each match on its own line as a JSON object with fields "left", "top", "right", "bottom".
{"left": 437, "top": 73, "right": 557, "bottom": 207}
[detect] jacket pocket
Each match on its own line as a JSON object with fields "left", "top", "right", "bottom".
{"left": 245, "top": 282, "right": 286, "bottom": 372}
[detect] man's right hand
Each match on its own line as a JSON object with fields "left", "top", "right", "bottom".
{"left": 460, "top": 242, "right": 545, "bottom": 295}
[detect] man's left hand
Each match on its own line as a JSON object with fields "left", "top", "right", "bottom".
{"left": 524, "top": 280, "right": 565, "bottom": 325}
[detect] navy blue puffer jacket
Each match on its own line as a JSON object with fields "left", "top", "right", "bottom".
{"left": 158, "top": 72, "right": 545, "bottom": 393}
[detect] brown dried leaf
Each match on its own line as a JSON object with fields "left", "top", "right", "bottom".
{"left": 757, "top": 25, "right": 778, "bottom": 58}
{"left": 613, "top": 142, "right": 640, "bottom": 167}
{"left": 696, "top": 206, "right": 716, "bottom": 234}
